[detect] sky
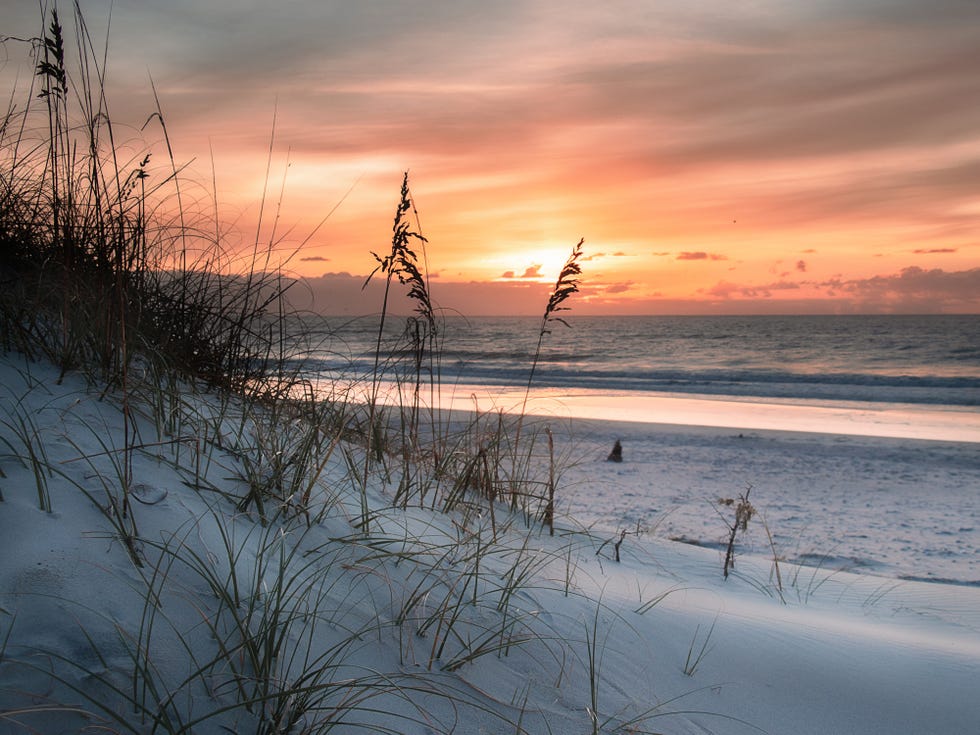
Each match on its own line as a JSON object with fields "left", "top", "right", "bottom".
{"left": 3, "top": 0, "right": 980, "bottom": 315}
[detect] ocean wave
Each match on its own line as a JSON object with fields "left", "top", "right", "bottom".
{"left": 292, "top": 354, "right": 979, "bottom": 406}
{"left": 446, "top": 365, "right": 979, "bottom": 406}
{"left": 287, "top": 314, "right": 980, "bottom": 408}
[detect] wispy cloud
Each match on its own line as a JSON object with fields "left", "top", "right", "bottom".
{"left": 705, "top": 280, "right": 800, "bottom": 299}
{"left": 597, "top": 281, "right": 635, "bottom": 295}
{"left": 582, "top": 251, "right": 633, "bottom": 262}
{"left": 678, "top": 252, "right": 728, "bottom": 261}
{"left": 501, "top": 264, "right": 543, "bottom": 279}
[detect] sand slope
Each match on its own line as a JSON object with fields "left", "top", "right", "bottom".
{"left": 1, "top": 354, "right": 978, "bottom": 734}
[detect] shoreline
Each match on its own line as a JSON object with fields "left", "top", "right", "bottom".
{"left": 395, "top": 382, "right": 980, "bottom": 443}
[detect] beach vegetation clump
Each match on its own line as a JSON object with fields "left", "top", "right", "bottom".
{"left": 0, "top": 378, "right": 53, "bottom": 512}
{"left": 683, "top": 617, "right": 717, "bottom": 676}
{"left": 0, "top": 9, "right": 303, "bottom": 399}
{"left": 718, "top": 487, "right": 756, "bottom": 579}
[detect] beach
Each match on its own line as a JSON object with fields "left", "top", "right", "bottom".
{"left": 545, "top": 393, "right": 980, "bottom": 585}
{"left": 3, "top": 4, "right": 979, "bottom": 729}
{"left": 2, "top": 350, "right": 979, "bottom": 734}
{"left": 384, "top": 380, "right": 980, "bottom": 584}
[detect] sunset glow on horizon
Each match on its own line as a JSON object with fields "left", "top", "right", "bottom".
{"left": 4, "top": 1, "right": 979, "bottom": 315}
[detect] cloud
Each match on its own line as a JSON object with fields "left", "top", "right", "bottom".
{"left": 13, "top": 2, "right": 980, "bottom": 176}
{"left": 699, "top": 266, "right": 980, "bottom": 313}
{"left": 566, "top": 6, "right": 980, "bottom": 173}
{"left": 712, "top": 159, "right": 980, "bottom": 232}
{"left": 706, "top": 280, "right": 801, "bottom": 299}
{"left": 796, "top": 260, "right": 807, "bottom": 272}
{"left": 826, "top": 266, "right": 980, "bottom": 310}
{"left": 501, "top": 264, "right": 542, "bottom": 279}
{"left": 300, "top": 255, "right": 330, "bottom": 262}
{"left": 677, "top": 251, "right": 728, "bottom": 261}
{"left": 582, "top": 251, "right": 632, "bottom": 262}
{"left": 913, "top": 248, "right": 957, "bottom": 254}
{"left": 703, "top": 281, "right": 741, "bottom": 299}
{"left": 95, "top": 0, "right": 977, "bottom": 212}
{"left": 602, "top": 281, "right": 635, "bottom": 295}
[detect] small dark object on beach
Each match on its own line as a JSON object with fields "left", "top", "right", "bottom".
{"left": 607, "top": 440, "right": 623, "bottom": 462}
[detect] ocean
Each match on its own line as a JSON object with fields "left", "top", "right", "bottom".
{"left": 295, "top": 313, "right": 980, "bottom": 408}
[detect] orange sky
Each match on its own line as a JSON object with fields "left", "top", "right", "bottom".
{"left": 4, "top": 1, "right": 980, "bottom": 315}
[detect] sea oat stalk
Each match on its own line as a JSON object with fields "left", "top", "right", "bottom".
{"left": 516, "top": 238, "right": 584, "bottom": 446}
{"left": 362, "top": 172, "right": 434, "bottom": 521}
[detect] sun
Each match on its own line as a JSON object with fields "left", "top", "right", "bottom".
{"left": 494, "top": 246, "right": 579, "bottom": 283}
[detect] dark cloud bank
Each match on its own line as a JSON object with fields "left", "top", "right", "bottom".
{"left": 293, "top": 266, "right": 980, "bottom": 316}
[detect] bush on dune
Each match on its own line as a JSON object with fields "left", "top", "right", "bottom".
{"left": 0, "top": 9, "right": 296, "bottom": 396}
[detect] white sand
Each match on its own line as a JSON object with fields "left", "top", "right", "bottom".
{"left": 419, "top": 382, "right": 980, "bottom": 583}
{"left": 555, "top": 415, "right": 980, "bottom": 584}
{"left": 1, "top": 354, "right": 978, "bottom": 734}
